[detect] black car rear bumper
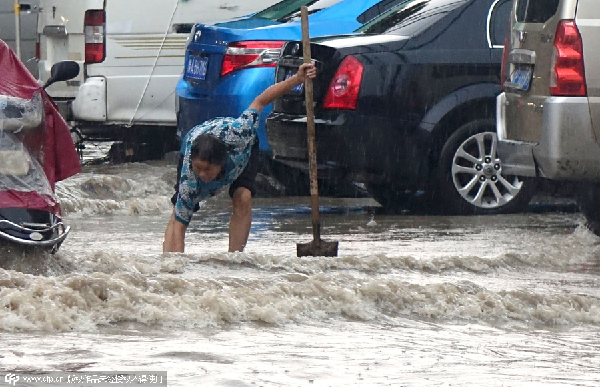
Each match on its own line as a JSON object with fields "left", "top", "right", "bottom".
{"left": 266, "top": 110, "right": 428, "bottom": 187}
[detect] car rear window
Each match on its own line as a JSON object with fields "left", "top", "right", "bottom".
{"left": 489, "top": 0, "right": 512, "bottom": 46}
{"left": 357, "top": 0, "right": 414, "bottom": 24}
{"left": 515, "top": 0, "right": 560, "bottom": 23}
{"left": 358, "top": 0, "right": 467, "bottom": 36}
{"left": 252, "top": 0, "right": 344, "bottom": 23}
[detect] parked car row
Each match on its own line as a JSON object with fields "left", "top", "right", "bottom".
{"left": 38, "top": 0, "right": 598, "bottom": 220}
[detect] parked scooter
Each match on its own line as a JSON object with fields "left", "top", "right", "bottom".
{"left": 0, "top": 39, "right": 81, "bottom": 253}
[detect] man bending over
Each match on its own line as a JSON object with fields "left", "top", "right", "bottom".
{"left": 163, "top": 62, "right": 316, "bottom": 252}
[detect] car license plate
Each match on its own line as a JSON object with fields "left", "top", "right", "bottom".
{"left": 510, "top": 67, "right": 532, "bottom": 91}
{"left": 186, "top": 55, "right": 208, "bottom": 81}
{"left": 285, "top": 69, "right": 303, "bottom": 92}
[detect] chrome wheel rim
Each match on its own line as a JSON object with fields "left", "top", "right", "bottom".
{"left": 451, "top": 132, "right": 524, "bottom": 209}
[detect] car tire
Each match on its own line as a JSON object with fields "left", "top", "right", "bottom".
{"left": 577, "top": 183, "right": 600, "bottom": 237}
{"left": 434, "top": 119, "right": 537, "bottom": 215}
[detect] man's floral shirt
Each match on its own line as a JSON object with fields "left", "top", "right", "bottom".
{"left": 174, "top": 109, "right": 259, "bottom": 226}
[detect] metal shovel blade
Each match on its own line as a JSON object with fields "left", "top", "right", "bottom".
{"left": 297, "top": 239, "right": 339, "bottom": 257}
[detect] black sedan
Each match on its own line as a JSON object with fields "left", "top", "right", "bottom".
{"left": 266, "top": 0, "right": 537, "bottom": 214}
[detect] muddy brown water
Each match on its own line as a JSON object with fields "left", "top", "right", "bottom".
{"left": 1, "top": 158, "right": 599, "bottom": 386}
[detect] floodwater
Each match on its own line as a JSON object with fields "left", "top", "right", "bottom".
{"left": 1, "top": 156, "right": 600, "bottom": 387}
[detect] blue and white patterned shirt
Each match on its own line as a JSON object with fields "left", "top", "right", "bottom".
{"left": 174, "top": 109, "right": 259, "bottom": 226}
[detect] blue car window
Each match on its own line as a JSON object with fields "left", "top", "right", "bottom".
{"left": 252, "top": 0, "right": 344, "bottom": 22}
{"left": 358, "top": 0, "right": 466, "bottom": 36}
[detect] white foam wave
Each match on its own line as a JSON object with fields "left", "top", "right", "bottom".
{"left": 58, "top": 195, "right": 172, "bottom": 216}
{"left": 195, "top": 247, "right": 598, "bottom": 276}
{"left": 55, "top": 163, "right": 175, "bottom": 216}
{"left": 1, "top": 251, "right": 599, "bottom": 332}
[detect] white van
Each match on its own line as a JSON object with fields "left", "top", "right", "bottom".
{"left": 37, "top": 0, "right": 279, "bottom": 157}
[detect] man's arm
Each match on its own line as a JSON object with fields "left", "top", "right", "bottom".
{"left": 249, "top": 62, "right": 316, "bottom": 113}
{"left": 163, "top": 210, "right": 187, "bottom": 252}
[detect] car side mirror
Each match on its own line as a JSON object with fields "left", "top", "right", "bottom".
{"left": 43, "top": 61, "right": 80, "bottom": 89}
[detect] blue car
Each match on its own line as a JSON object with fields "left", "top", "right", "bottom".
{"left": 176, "top": 0, "right": 408, "bottom": 152}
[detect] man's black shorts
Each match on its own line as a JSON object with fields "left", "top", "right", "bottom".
{"left": 170, "top": 141, "right": 260, "bottom": 211}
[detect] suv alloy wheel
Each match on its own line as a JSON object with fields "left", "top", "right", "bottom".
{"left": 435, "top": 119, "right": 537, "bottom": 215}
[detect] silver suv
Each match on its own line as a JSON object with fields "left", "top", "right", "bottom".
{"left": 496, "top": 0, "right": 600, "bottom": 233}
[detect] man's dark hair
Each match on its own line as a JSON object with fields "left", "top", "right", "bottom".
{"left": 190, "top": 133, "right": 230, "bottom": 167}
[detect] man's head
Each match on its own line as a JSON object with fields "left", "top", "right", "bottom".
{"left": 190, "top": 134, "right": 230, "bottom": 183}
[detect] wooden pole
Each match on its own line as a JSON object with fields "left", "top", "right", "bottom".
{"left": 296, "top": 6, "right": 338, "bottom": 257}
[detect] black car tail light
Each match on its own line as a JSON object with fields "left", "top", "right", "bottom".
{"left": 323, "top": 56, "right": 364, "bottom": 110}
{"left": 84, "top": 10, "right": 106, "bottom": 63}
{"left": 221, "top": 41, "right": 285, "bottom": 76}
{"left": 550, "top": 20, "right": 586, "bottom": 97}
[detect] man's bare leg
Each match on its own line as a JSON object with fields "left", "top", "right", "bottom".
{"left": 229, "top": 187, "right": 252, "bottom": 252}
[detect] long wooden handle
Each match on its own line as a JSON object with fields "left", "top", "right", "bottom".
{"left": 300, "top": 6, "right": 321, "bottom": 239}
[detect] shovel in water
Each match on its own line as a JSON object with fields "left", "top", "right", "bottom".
{"left": 296, "top": 6, "right": 339, "bottom": 258}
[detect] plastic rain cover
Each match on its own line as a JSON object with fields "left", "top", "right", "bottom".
{"left": 0, "top": 39, "right": 81, "bottom": 215}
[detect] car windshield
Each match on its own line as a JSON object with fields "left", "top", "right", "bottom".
{"left": 251, "top": 0, "right": 344, "bottom": 22}
{"left": 357, "top": 0, "right": 467, "bottom": 36}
